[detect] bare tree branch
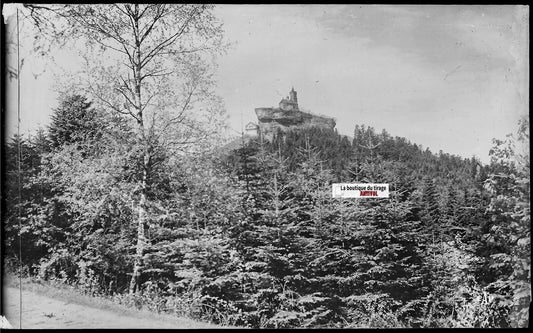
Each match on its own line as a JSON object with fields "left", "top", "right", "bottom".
{"left": 139, "top": 5, "right": 204, "bottom": 69}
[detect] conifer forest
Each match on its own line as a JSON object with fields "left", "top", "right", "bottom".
{"left": 2, "top": 4, "right": 530, "bottom": 328}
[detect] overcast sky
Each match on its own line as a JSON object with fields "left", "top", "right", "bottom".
{"left": 4, "top": 5, "right": 529, "bottom": 163}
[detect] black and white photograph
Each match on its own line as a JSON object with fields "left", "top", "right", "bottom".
{"left": 1, "top": 3, "right": 530, "bottom": 329}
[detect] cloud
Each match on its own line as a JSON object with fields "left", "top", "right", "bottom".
{"left": 314, "top": 5, "right": 521, "bottom": 73}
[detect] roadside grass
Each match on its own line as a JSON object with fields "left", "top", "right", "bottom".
{"left": 3, "top": 274, "right": 234, "bottom": 329}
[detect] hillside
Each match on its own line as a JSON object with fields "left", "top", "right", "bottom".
{"left": 2, "top": 4, "right": 528, "bottom": 329}
{"left": 3, "top": 102, "right": 529, "bottom": 328}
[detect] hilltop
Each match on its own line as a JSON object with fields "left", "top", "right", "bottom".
{"left": 245, "top": 88, "right": 336, "bottom": 141}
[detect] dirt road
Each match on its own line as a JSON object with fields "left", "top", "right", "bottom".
{"left": 3, "top": 286, "right": 221, "bottom": 329}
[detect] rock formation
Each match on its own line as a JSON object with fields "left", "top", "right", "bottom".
{"left": 250, "top": 88, "right": 336, "bottom": 140}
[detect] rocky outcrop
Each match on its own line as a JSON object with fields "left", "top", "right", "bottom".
{"left": 250, "top": 88, "right": 336, "bottom": 141}
{"left": 255, "top": 107, "right": 335, "bottom": 137}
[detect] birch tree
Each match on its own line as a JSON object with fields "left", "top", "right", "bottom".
{"left": 42, "top": 4, "right": 227, "bottom": 294}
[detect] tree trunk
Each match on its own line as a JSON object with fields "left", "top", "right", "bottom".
{"left": 129, "top": 167, "right": 147, "bottom": 294}
{"left": 129, "top": 4, "right": 147, "bottom": 294}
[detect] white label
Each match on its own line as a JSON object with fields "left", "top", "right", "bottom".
{"left": 332, "top": 183, "right": 389, "bottom": 198}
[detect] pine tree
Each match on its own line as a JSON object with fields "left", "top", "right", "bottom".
{"left": 48, "top": 94, "right": 101, "bottom": 149}
{"left": 421, "top": 177, "right": 441, "bottom": 227}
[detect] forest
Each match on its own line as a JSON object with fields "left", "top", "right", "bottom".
{"left": 3, "top": 99, "right": 530, "bottom": 327}
{"left": 2, "top": 4, "right": 530, "bottom": 329}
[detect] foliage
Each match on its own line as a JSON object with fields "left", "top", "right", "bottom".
{"left": 481, "top": 116, "right": 530, "bottom": 327}
{"left": 48, "top": 94, "right": 102, "bottom": 149}
{"left": 4, "top": 86, "right": 528, "bottom": 329}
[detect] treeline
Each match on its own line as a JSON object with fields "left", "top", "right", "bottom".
{"left": 3, "top": 94, "right": 530, "bottom": 328}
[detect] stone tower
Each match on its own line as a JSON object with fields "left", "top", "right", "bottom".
{"left": 278, "top": 88, "right": 299, "bottom": 111}
{"left": 289, "top": 87, "right": 298, "bottom": 105}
